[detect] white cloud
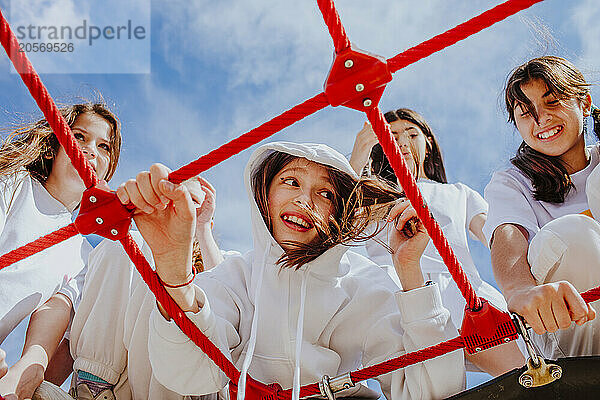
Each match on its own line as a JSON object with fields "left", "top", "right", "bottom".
{"left": 570, "top": 0, "right": 600, "bottom": 74}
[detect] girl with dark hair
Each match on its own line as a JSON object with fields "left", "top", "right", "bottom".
{"left": 119, "top": 142, "right": 465, "bottom": 400}
{"left": 350, "top": 108, "right": 524, "bottom": 376}
{"left": 484, "top": 56, "right": 600, "bottom": 359}
{"left": 0, "top": 102, "right": 122, "bottom": 398}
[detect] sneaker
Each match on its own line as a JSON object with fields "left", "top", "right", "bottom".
{"left": 32, "top": 381, "right": 73, "bottom": 400}
{"left": 69, "top": 383, "right": 115, "bottom": 400}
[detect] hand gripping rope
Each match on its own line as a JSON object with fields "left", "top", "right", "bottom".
{"left": 4, "top": 1, "right": 599, "bottom": 399}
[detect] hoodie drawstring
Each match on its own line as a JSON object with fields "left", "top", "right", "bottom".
{"left": 292, "top": 270, "right": 309, "bottom": 400}
{"left": 237, "top": 243, "right": 270, "bottom": 400}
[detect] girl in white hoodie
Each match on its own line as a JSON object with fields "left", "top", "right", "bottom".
{"left": 124, "top": 143, "right": 464, "bottom": 399}
{"left": 121, "top": 142, "right": 466, "bottom": 400}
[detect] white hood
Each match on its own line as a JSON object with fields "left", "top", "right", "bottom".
{"left": 243, "top": 141, "right": 359, "bottom": 273}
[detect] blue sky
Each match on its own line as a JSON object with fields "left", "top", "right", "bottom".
{"left": 0, "top": 0, "right": 599, "bottom": 389}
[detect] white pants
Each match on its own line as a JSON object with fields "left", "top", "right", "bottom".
{"left": 70, "top": 235, "right": 200, "bottom": 400}
{"left": 526, "top": 165, "right": 600, "bottom": 359}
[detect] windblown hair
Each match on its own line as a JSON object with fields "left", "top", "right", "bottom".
{"left": 369, "top": 108, "right": 447, "bottom": 184}
{"left": 192, "top": 241, "right": 204, "bottom": 272}
{"left": 252, "top": 151, "right": 403, "bottom": 269}
{"left": 0, "top": 102, "right": 122, "bottom": 183}
{"left": 505, "top": 56, "right": 598, "bottom": 203}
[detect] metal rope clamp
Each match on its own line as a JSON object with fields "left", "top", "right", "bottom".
{"left": 512, "top": 314, "right": 562, "bottom": 388}
{"left": 319, "top": 373, "right": 355, "bottom": 400}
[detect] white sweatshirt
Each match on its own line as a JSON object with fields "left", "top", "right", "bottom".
{"left": 0, "top": 172, "right": 90, "bottom": 344}
{"left": 364, "top": 180, "right": 507, "bottom": 327}
{"left": 147, "top": 142, "right": 465, "bottom": 399}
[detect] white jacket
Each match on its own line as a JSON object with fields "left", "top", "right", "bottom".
{"left": 148, "top": 142, "right": 465, "bottom": 399}
{"left": 0, "top": 172, "right": 90, "bottom": 344}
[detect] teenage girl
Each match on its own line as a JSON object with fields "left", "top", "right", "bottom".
{"left": 349, "top": 108, "right": 525, "bottom": 375}
{"left": 0, "top": 103, "right": 122, "bottom": 399}
{"left": 119, "top": 142, "right": 466, "bottom": 400}
{"left": 485, "top": 56, "right": 600, "bottom": 359}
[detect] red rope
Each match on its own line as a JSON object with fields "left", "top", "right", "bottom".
{"left": 0, "top": 9, "right": 98, "bottom": 189}
{"left": 351, "top": 336, "right": 466, "bottom": 384}
{"left": 387, "top": 0, "right": 544, "bottom": 73}
{"left": 581, "top": 287, "right": 600, "bottom": 304}
{"left": 0, "top": 223, "right": 79, "bottom": 271}
{"left": 118, "top": 234, "right": 241, "bottom": 383}
{"left": 277, "top": 336, "right": 466, "bottom": 399}
{"left": 316, "top": 0, "right": 351, "bottom": 54}
{"left": 0, "top": 1, "right": 551, "bottom": 397}
{"left": 168, "top": 92, "right": 329, "bottom": 184}
{"left": 366, "top": 106, "right": 481, "bottom": 310}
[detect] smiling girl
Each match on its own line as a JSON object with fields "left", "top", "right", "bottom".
{"left": 484, "top": 56, "right": 600, "bottom": 359}
{"left": 0, "top": 102, "right": 121, "bottom": 399}
{"left": 118, "top": 141, "right": 465, "bottom": 400}
{"left": 349, "top": 108, "right": 524, "bottom": 376}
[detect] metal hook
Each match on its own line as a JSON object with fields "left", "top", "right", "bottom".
{"left": 512, "top": 314, "right": 562, "bottom": 388}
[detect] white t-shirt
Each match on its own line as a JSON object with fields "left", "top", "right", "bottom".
{"left": 483, "top": 144, "right": 600, "bottom": 245}
{"left": 0, "top": 172, "right": 90, "bottom": 344}
{"left": 366, "top": 179, "right": 488, "bottom": 278}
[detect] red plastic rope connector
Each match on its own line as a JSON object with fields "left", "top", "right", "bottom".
{"left": 324, "top": 45, "right": 392, "bottom": 112}
{"left": 365, "top": 106, "right": 481, "bottom": 310}
{"left": 0, "top": 8, "right": 98, "bottom": 189}
{"left": 460, "top": 299, "right": 518, "bottom": 354}
{"left": 230, "top": 377, "right": 283, "bottom": 400}
{"left": 74, "top": 182, "right": 134, "bottom": 240}
{"left": 316, "top": 0, "right": 351, "bottom": 54}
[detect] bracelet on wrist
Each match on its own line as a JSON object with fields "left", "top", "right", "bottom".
{"left": 158, "top": 267, "right": 197, "bottom": 288}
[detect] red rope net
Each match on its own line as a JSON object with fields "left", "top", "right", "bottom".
{"left": 7, "top": 1, "right": 599, "bottom": 399}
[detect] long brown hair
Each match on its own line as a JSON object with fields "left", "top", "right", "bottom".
{"left": 505, "top": 56, "right": 597, "bottom": 203}
{"left": 252, "top": 151, "right": 403, "bottom": 269}
{"left": 0, "top": 102, "right": 122, "bottom": 183}
{"left": 369, "top": 108, "right": 447, "bottom": 184}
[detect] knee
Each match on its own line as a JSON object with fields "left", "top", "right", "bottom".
{"left": 528, "top": 215, "right": 600, "bottom": 283}
{"left": 540, "top": 214, "right": 600, "bottom": 249}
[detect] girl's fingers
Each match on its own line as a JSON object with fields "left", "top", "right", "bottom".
{"left": 159, "top": 180, "right": 196, "bottom": 220}
{"left": 196, "top": 176, "right": 216, "bottom": 194}
{"left": 136, "top": 171, "right": 165, "bottom": 210}
{"left": 149, "top": 163, "right": 171, "bottom": 205}
{"left": 394, "top": 205, "right": 419, "bottom": 232}
{"left": 387, "top": 199, "right": 410, "bottom": 222}
{"left": 538, "top": 303, "right": 559, "bottom": 333}
{"left": 116, "top": 183, "right": 130, "bottom": 205}
{"left": 124, "top": 179, "right": 154, "bottom": 214}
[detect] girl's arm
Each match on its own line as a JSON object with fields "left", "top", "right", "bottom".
{"left": 116, "top": 164, "right": 199, "bottom": 315}
{"left": 387, "top": 199, "right": 428, "bottom": 291}
{"left": 491, "top": 223, "right": 593, "bottom": 335}
{"left": 469, "top": 213, "right": 488, "bottom": 248}
{"left": 0, "top": 293, "right": 72, "bottom": 399}
{"left": 349, "top": 122, "right": 378, "bottom": 175}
